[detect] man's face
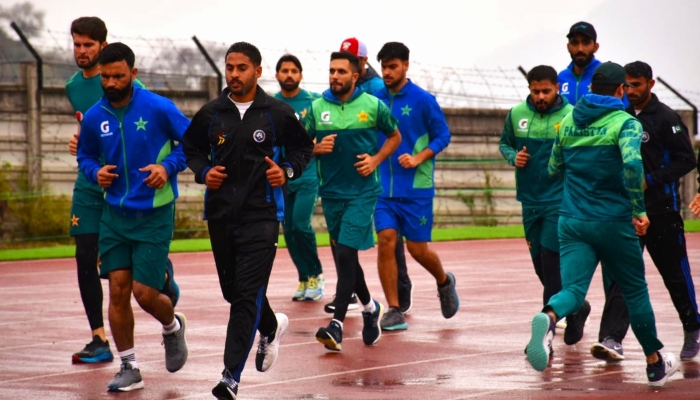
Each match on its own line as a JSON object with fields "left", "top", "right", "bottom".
{"left": 380, "top": 58, "right": 408, "bottom": 91}
{"left": 529, "top": 79, "right": 559, "bottom": 112}
{"left": 275, "top": 61, "right": 302, "bottom": 92}
{"left": 73, "top": 33, "right": 105, "bottom": 70}
{"left": 329, "top": 59, "right": 357, "bottom": 97}
{"left": 567, "top": 33, "right": 599, "bottom": 68}
{"left": 225, "top": 52, "right": 261, "bottom": 98}
{"left": 100, "top": 60, "right": 135, "bottom": 103}
{"left": 625, "top": 74, "right": 654, "bottom": 106}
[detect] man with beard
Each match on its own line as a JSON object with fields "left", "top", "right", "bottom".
{"left": 373, "top": 42, "right": 458, "bottom": 332}
{"left": 558, "top": 22, "right": 601, "bottom": 106}
{"left": 308, "top": 51, "right": 401, "bottom": 352}
{"left": 272, "top": 54, "right": 325, "bottom": 302}
{"left": 525, "top": 62, "right": 679, "bottom": 387}
{"left": 183, "top": 42, "right": 313, "bottom": 400}
{"left": 591, "top": 61, "right": 699, "bottom": 363}
{"left": 500, "top": 65, "right": 590, "bottom": 346}
{"left": 65, "top": 16, "right": 177, "bottom": 365}
{"left": 77, "top": 42, "right": 190, "bottom": 392}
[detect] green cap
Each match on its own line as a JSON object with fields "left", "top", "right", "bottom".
{"left": 592, "top": 62, "right": 631, "bottom": 86}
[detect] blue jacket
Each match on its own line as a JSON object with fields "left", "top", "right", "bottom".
{"left": 559, "top": 57, "right": 629, "bottom": 107}
{"left": 374, "top": 79, "right": 451, "bottom": 198}
{"left": 78, "top": 86, "right": 189, "bottom": 214}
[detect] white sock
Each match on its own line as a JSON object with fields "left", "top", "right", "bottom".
{"left": 118, "top": 348, "right": 138, "bottom": 369}
{"left": 162, "top": 316, "right": 180, "bottom": 335}
{"left": 363, "top": 298, "right": 376, "bottom": 313}
{"left": 331, "top": 318, "right": 344, "bottom": 329}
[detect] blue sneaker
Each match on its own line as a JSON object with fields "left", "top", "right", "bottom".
{"left": 72, "top": 335, "right": 114, "bottom": 364}
{"left": 526, "top": 312, "right": 555, "bottom": 371}
{"left": 362, "top": 300, "right": 384, "bottom": 345}
{"left": 316, "top": 320, "right": 343, "bottom": 351}
{"left": 647, "top": 352, "right": 679, "bottom": 387}
{"left": 437, "top": 272, "right": 459, "bottom": 319}
{"left": 162, "top": 258, "right": 180, "bottom": 308}
{"left": 304, "top": 275, "right": 325, "bottom": 301}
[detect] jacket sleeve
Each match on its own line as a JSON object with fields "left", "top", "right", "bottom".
{"left": 182, "top": 109, "right": 212, "bottom": 184}
{"left": 76, "top": 111, "right": 103, "bottom": 184}
{"left": 647, "top": 114, "right": 696, "bottom": 186}
{"left": 279, "top": 110, "right": 313, "bottom": 180}
{"left": 619, "top": 118, "right": 647, "bottom": 217}
{"left": 547, "top": 130, "right": 564, "bottom": 181}
{"left": 424, "top": 96, "right": 451, "bottom": 156}
{"left": 159, "top": 99, "right": 190, "bottom": 178}
{"left": 499, "top": 111, "right": 517, "bottom": 166}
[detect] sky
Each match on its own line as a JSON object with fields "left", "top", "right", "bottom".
{"left": 6, "top": 0, "right": 700, "bottom": 108}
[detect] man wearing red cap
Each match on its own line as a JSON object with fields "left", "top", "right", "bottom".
{"left": 339, "top": 37, "right": 384, "bottom": 95}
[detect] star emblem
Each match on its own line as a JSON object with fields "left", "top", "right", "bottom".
{"left": 554, "top": 122, "right": 562, "bottom": 133}
{"left": 401, "top": 105, "right": 412, "bottom": 116}
{"left": 71, "top": 214, "right": 80, "bottom": 226}
{"left": 135, "top": 117, "right": 148, "bottom": 131}
{"left": 300, "top": 108, "right": 308, "bottom": 119}
{"left": 420, "top": 216, "right": 427, "bottom": 226}
{"left": 357, "top": 110, "right": 369, "bottom": 122}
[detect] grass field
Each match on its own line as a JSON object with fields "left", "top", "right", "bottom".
{"left": 2, "top": 220, "right": 699, "bottom": 262}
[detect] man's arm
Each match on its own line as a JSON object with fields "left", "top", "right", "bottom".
{"left": 182, "top": 110, "right": 213, "bottom": 184}
{"left": 646, "top": 115, "right": 696, "bottom": 186}
{"left": 280, "top": 111, "right": 314, "bottom": 180}
{"left": 499, "top": 111, "right": 518, "bottom": 166}
{"left": 158, "top": 101, "right": 191, "bottom": 178}
{"left": 547, "top": 132, "right": 564, "bottom": 180}
{"left": 619, "top": 118, "right": 647, "bottom": 218}
{"left": 419, "top": 96, "right": 451, "bottom": 162}
{"left": 76, "top": 113, "right": 104, "bottom": 184}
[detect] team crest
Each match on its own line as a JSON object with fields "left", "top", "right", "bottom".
{"left": 641, "top": 131, "right": 650, "bottom": 143}
{"left": 253, "top": 130, "right": 266, "bottom": 143}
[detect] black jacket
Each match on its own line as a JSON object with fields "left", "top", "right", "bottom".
{"left": 183, "top": 86, "right": 313, "bottom": 222}
{"left": 626, "top": 93, "right": 696, "bottom": 215}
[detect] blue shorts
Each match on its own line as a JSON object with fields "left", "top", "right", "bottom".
{"left": 374, "top": 197, "right": 432, "bottom": 242}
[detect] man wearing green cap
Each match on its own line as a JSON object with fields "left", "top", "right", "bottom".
{"left": 524, "top": 61, "right": 679, "bottom": 388}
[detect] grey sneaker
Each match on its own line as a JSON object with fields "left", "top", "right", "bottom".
{"left": 163, "top": 312, "right": 188, "bottom": 372}
{"left": 107, "top": 363, "right": 144, "bottom": 392}
{"left": 681, "top": 329, "right": 700, "bottom": 360}
{"left": 437, "top": 272, "right": 459, "bottom": 319}
{"left": 380, "top": 307, "right": 408, "bottom": 331}
{"left": 256, "top": 313, "right": 289, "bottom": 372}
{"left": 590, "top": 337, "right": 624, "bottom": 361}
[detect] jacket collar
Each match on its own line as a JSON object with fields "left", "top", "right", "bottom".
{"left": 626, "top": 92, "right": 659, "bottom": 115}
{"left": 216, "top": 85, "right": 269, "bottom": 110}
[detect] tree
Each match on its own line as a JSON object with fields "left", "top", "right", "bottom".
{"left": 0, "top": 1, "right": 45, "bottom": 38}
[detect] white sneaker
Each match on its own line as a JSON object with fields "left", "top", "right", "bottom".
{"left": 647, "top": 352, "right": 679, "bottom": 387}
{"left": 255, "top": 313, "right": 289, "bottom": 372}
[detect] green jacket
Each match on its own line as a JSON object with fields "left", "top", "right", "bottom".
{"left": 499, "top": 95, "right": 572, "bottom": 206}
{"left": 549, "top": 94, "right": 646, "bottom": 220}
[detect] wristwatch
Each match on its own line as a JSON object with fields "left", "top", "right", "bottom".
{"left": 284, "top": 166, "right": 294, "bottom": 179}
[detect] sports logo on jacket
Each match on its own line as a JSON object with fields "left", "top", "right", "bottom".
{"left": 100, "top": 121, "right": 113, "bottom": 137}
{"left": 641, "top": 131, "right": 650, "bottom": 143}
{"left": 320, "top": 111, "right": 332, "bottom": 124}
{"left": 517, "top": 118, "right": 529, "bottom": 131}
{"left": 561, "top": 82, "right": 569, "bottom": 94}
{"left": 253, "top": 130, "right": 266, "bottom": 143}
{"left": 217, "top": 131, "right": 226, "bottom": 145}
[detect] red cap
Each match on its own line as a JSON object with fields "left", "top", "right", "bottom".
{"left": 339, "top": 37, "right": 368, "bottom": 57}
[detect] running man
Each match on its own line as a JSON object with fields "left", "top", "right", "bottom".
{"left": 525, "top": 62, "right": 679, "bottom": 387}
{"left": 77, "top": 42, "right": 190, "bottom": 392}
{"left": 183, "top": 42, "right": 313, "bottom": 400}
{"left": 592, "top": 61, "right": 700, "bottom": 362}
{"left": 307, "top": 51, "right": 401, "bottom": 351}
{"left": 373, "top": 42, "right": 458, "bottom": 331}
{"left": 273, "top": 54, "right": 325, "bottom": 302}
{"left": 499, "top": 65, "right": 590, "bottom": 345}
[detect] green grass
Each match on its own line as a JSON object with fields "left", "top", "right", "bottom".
{"left": 3, "top": 220, "right": 699, "bottom": 262}
{"left": 0, "top": 225, "right": 525, "bottom": 262}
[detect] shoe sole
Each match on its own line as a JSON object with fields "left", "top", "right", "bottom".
{"left": 648, "top": 361, "right": 679, "bottom": 387}
{"left": 304, "top": 292, "right": 323, "bottom": 301}
{"left": 590, "top": 343, "right": 624, "bottom": 361}
{"left": 108, "top": 380, "right": 144, "bottom": 392}
{"left": 72, "top": 352, "right": 115, "bottom": 364}
{"left": 526, "top": 313, "right": 552, "bottom": 372}
{"left": 212, "top": 382, "right": 237, "bottom": 399}
{"left": 324, "top": 302, "right": 359, "bottom": 313}
{"left": 315, "top": 331, "right": 341, "bottom": 351}
{"left": 166, "top": 312, "right": 188, "bottom": 373}
{"left": 381, "top": 322, "right": 408, "bottom": 331}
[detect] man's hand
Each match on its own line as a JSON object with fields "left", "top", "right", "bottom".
{"left": 139, "top": 164, "right": 168, "bottom": 189}
{"left": 689, "top": 193, "right": 700, "bottom": 217}
{"left": 515, "top": 146, "right": 530, "bottom": 168}
{"left": 633, "top": 215, "right": 650, "bottom": 236}
{"left": 97, "top": 165, "right": 119, "bottom": 188}
{"left": 69, "top": 132, "right": 79, "bottom": 156}
{"left": 398, "top": 153, "right": 420, "bottom": 169}
{"left": 354, "top": 153, "right": 378, "bottom": 177}
{"left": 205, "top": 166, "right": 227, "bottom": 190}
{"left": 265, "top": 156, "right": 285, "bottom": 187}
{"left": 314, "top": 134, "right": 336, "bottom": 155}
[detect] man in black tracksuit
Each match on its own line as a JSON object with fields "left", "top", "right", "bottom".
{"left": 591, "top": 61, "right": 700, "bottom": 363}
{"left": 183, "top": 42, "right": 313, "bottom": 399}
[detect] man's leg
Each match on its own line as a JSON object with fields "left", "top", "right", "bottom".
{"left": 395, "top": 237, "right": 413, "bottom": 313}
{"left": 291, "top": 185, "right": 324, "bottom": 301}
{"left": 282, "top": 189, "right": 309, "bottom": 300}
{"left": 593, "top": 276, "right": 629, "bottom": 361}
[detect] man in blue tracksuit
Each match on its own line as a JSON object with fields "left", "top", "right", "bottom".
{"left": 373, "top": 42, "right": 459, "bottom": 331}
{"left": 77, "top": 43, "right": 190, "bottom": 392}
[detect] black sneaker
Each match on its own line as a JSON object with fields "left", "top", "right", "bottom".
{"left": 212, "top": 369, "right": 238, "bottom": 399}
{"left": 72, "top": 335, "right": 114, "bottom": 364}
{"left": 161, "top": 258, "right": 180, "bottom": 308}
{"left": 323, "top": 293, "right": 359, "bottom": 313}
{"left": 590, "top": 337, "right": 624, "bottom": 362}
{"left": 564, "top": 300, "right": 591, "bottom": 345}
{"left": 315, "top": 320, "right": 343, "bottom": 351}
{"left": 647, "top": 352, "right": 679, "bottom": 387}
{"left": 398, "top": 282, "right": 413, "bottom": 315}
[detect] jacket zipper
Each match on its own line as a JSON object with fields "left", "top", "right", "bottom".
{"left": 101, "top": 105, "right": 130, "bottom": 210}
